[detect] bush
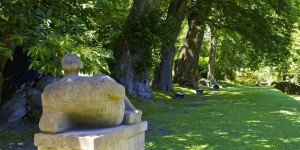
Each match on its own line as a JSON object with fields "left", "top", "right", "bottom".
{"left": 274, "top": 82, "right": 300, "bottom": 95}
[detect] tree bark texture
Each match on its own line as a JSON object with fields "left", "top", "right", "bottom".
{"left": 174, "top": 11, "right": 205, "bottom": 88}
{"left": 111, "top": 0, "right": 161, "bottom": 100}
{"left": 207, "top": 26, "right": 218, "bottom": 82}
{"left": 152, "top": 0, "right": 187, "bottom": 92}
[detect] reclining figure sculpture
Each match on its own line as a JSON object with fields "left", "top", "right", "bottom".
{"left": 39, "top": 53, "right": 141, "bottom": 133}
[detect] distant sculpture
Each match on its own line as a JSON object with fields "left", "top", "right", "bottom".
{"left": 39, "top": 53, "right": 141, "bottom": 133}
{"left": 213, "top": 81, "right": 219, "bottom": 90}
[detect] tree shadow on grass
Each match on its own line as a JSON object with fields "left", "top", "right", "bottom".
{"left": 146, "top": 86, "right": 300, "bottom": 150}
{"left": 0, "top": 130, "right": 37, "bottom": 150}
{"left": 0, "top": 122, "right": 38, "bottom": 150}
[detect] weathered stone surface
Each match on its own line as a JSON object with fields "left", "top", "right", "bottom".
{"left": 39, "top": 73, "right": 126, "bottom": 133}
{"left": 35, "top": 75, "right": 60, "bottom": 90}
{"left": 35, "top": 121, "right": 147, "bottom": 150}
{"left": 0, "top": 86, "right": 44, "bottom": 125}
{"left": 61, "top": 53, "right": 83, "bottom": 77}
{"left": 36, "top": 53, "right": 146, "bottom": 150}
{"left": 0, "top": 91, "right": 27, "bottom": 125}
{"left": 0, "top": 69, "right": 58, "bottom": 126}
{"left": 122, "top": 96, "right": 142, "bottom": 125}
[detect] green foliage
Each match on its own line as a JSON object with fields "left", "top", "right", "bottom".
{"left": 279, "top": 26, "right": 300, "bottom": 83}
{"left": 124, "top": 9, "right": 164, "bottom": 50}
{"left": 214, "top": 29, "right": 258, "bottom": 81}
{"left": 198, "top": 57, "right": 208, "bottom": 78}
{"left": 235, "top": 70, "right": 259, "bottom": 86}
{"left": 25, "top": 35, "right": 68, "bottom": 75}
{"left": 122, "top": 8, "right": 172, "bottom": 72}
{"left": 0, "top": 45, "right": 12, "bottom": 60}
{"left": 207, "top": 0, "right": 298, "bottom": 69}
{"left": 0, "top": 0, "right": 130, "bottom": 75}
{"left": 26, "top": 35, "right": 111, "bottom": 75}
{"left": 24, "top": 109, "right": 41, "bottom": 123}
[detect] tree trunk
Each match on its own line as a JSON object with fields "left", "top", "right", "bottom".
{"left": 173, "top": 11, "right": 205, "bottom": 88}
{"left": 111, "top": 0, "right": 160, "bottom": 100}
{"left": 207, "top": 26, "right": 218, "bottom": 82}
{"left": 152, "top": 0, "right": 187, "bottom": 92}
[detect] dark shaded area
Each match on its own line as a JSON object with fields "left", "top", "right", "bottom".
{"left": 213, "top": 84, "right": 219, "bottom": 90}
{"left": 0, "top": 122, "right": 38, "bottom": 150}
{"left": 1, "top": 46, "right": 42, "bottom": 105}
{"left": 274, "top": 82, "right": 300, "bottom": 95}
{"left": 188, "top": 104, "right": 207, "bottom": 108}
{"left": 146, "top": 120, "right": 173, "bottom": 136}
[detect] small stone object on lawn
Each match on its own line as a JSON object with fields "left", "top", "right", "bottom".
{"left": 213, "top": 84, "right": 219, "bottom": 90}
{"left": 195, "top": 89, "right": 204, "bottom": 96}
{"left": 213, "top": 81, "right": 219, "bottom": 90}
{"left": 222, "top": 84, "right": 227, "bottom": 88}
{"left": 174, "top": 92, "right": 185, "bottom": 101}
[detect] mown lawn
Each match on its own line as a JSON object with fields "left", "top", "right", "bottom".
{"left": 132, "top": 85, "right": 300, "bottom": 150}
{"left": 1, "top": 85, "right": 300, "bottom": 150}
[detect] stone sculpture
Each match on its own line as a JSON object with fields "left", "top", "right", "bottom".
{"left": 39, "top": 53, "right": 141, "bottom": 133}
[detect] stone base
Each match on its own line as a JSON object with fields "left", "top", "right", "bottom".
{"left": 34, "top": 121, "right": 147, "bottom": 150}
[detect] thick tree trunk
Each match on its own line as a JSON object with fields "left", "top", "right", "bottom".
{"left": 153, "top": 45, "right": 176, "bottom": 92}
{"left": 173, "top": 11, "right": 205, "bottom": 88}
{"left": 111, "top": 0, "right": 160, "bottom": 100}
{"left": 207, "top": 27, "right": 218, "bottom": 82}
{"left": 152, "top": 0, "right": 187, "bottom": 92}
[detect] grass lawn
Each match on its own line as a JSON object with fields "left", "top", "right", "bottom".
{"left": 131, "top": 85, "right": 300, "bottom": 150}
{"left": 1, "top": 85, "right": 300, "bottom": 150}
{"left": 0, "top": 130, "right": 37, "bottom": 149}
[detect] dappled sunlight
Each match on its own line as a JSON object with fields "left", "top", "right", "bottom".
{"left": 294, "top": 97, "right": 300, "bottom": 101}
{"left": 254, "top": 139, "right": 275, "bottom": 149}
{"left": 174, "top": 86, "right": 197, "bottom": 94}
{"left": 278, "top": 110, "right": 298, "bottom": 116}
{"left": 145, "top": 86, "right": 300, "bottom": 149}
{"left": 246, "top": 120, "right": 261, "bottom": 123}
{"left": 185, "top": 144, "right": 210, "bottom": 149}
{"left": 220, "top": 91, "right": 243, "bottom": 96}
{"left": 214, "top": 131, "right": 229, "bottom": 135}
{"left": 279, "top": 137, "right": 300, "bottom": 143}
{"left": 241, "top": 134, "right": 258, "bottom": 139}
{"left": 271, "top": 109, "right": 300, "bottom": 125}
{"left": 235, "top": 101, "right": 257, "bottom": 106}
{"left": 273, "top": 109, "right": 300, "bottom": 119}
{"left": 153, "top": 91, "right": 172, "bottom": 100}
{"left": 215, "top": 129, "right": 276, "bottom": 149}
{"left": 177, "top": 137, "right": 187, "bottom": 141}
{"left": 269, "top": 88, "right": 281, "bottom": 92}
{"left": 146, "top": 142, "right": 157, "bottom": 149}
{"left": 286, "top": 94, "right": 300, "bottom": 101}
{"left": 264, "top": 125, "right": 274, "bottom": 128}
{"left": 154, "top": 132, "right": 213, "bottom": 149}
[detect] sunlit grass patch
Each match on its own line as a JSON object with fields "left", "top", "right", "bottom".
{"left": 132, "top": 85, "right": 300, "bottom": 150}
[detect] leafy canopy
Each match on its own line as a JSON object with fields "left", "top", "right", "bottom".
{"left": 0, "top": 0, "right": 131, "bottom": 75}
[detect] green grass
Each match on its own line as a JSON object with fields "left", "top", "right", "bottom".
{"left": 1, "top": 85, "right": 300, "bottom": 150}
{"left": 131, "top": 85, "right": 300, "bottom": 150}
{"left": 0, "top": 130, "right": 37, "bottom": 149}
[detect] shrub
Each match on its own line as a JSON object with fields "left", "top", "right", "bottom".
{"left": 274, "top": 82, "right": 300, "bottom": 95}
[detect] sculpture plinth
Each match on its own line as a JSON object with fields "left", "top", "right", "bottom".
{"left": 35, "top": 121, "right": 147, "bottom": 150}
